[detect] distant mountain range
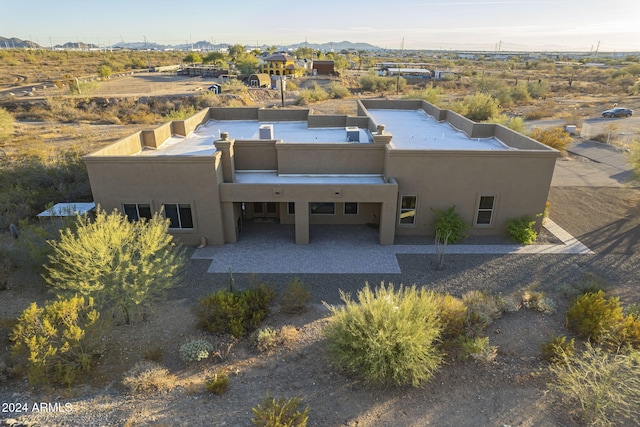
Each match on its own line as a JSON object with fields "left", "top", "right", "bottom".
{"left": 0, "top": 36, "right": 382, "bottom": 52}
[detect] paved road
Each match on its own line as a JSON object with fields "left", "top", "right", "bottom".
{"left": 551, "top": 139, "right": 637, "bottom": 187}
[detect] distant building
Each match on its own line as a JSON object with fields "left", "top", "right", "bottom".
{"left": 248, "top": 73, "right": 271, "bottom": 88}
{"left": 312, "top": 60, "right": 335, "bottom": 75}
{"left": 84, "top": 100, "right": 558, "bottom": 246}
{"left": 260, "top": 54, "right": 297, "bottom": 76}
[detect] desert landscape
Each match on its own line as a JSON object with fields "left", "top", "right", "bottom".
{"left": 1, "top": 46, "right": 640, "bottom": 426}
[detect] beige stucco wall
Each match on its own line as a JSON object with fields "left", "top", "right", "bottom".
{"left": 84, "top": 154, "right": 226, "bottom": 246}
{"left": 385, "top": 148, "right": 557, "bottom": 236}
{"left": 276, "top": 144, "right": 386, "bottom": 175}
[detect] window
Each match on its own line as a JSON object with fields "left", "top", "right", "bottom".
{"left": 163, "top": 203, "right": 194, "bottom": 229}
{"left": 288, "top": 202, "right": 295, "bottom": 215}
{"left": 399, "top": 196, "right": 417, "bottom": 225}
{"left": 123, "top": 203, "right": 152, "bottom": 222}
{"left": 344, "top": 202, "right": 358, "bottom": 215}
{"left": 310, "top": 202, "right": 335, "bottom": 215}
{"left": 475, "top": 196, "right": 496, "bottom": 225}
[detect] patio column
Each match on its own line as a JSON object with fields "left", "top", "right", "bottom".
{"left": 378, "top": 201, "right": 396, "bottom": 245}
{"left": 294, "top": 201, "right": 309, "bottom": 244}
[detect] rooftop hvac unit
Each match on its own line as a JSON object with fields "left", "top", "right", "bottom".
{"left": 346, "top": 126, "right": 360, "bottom": 142}
{"left": 259, "top": 124, "right": 274, "bottom": 139}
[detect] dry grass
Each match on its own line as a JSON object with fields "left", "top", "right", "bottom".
{"left": 122, "top": 360, "right": 177, "bottom": 394}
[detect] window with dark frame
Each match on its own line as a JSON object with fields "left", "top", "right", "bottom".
{"left": 123, "top": 203, "right": 152, "bottom": 222}
{"left": 310, "top": 202, "right": 335, "bottom": 215}
{"left": 344, "top": 202, "right": 358, "bottom": 215}
{"left": 399, "top": 195, "right": 417, "bottom": 224}
{"left": 288, "top": 202, "right": 295, "bottom": 215}
{"left": 476, "top": 196, "right": 495, "bottom": 225}
{"left": 163, "top": 203, "right": 194, "bottom": 229}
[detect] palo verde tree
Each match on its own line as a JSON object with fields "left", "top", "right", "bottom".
{"left": 44, "top": 209, "right": 186, "bottom": 324}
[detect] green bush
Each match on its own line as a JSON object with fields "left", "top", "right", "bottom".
{"left": 179, "top": 339, "right": 214, "bottom": 363}
{"left": 252, "top": 393, "right": 309, "bottom": 427}
{"left": 327, "top": 82, "right": 350, "bottom": 99}
{"left": 195, "top": 284, "right": 276, "bottom": 338}
{"left": 541, "top": 335, "right": 575, "bottom": 364}
{"left": 434, "top": 293, "right": 467, "bottom": 339}
{"left": 462, "top": 290, "right": 503, "bottom": 336}
{"left": 324, "top": 283, "right": 443, "bottom": 387}
{"left": 506, "top": 215, "right": 538, "bottom": 244}
{"left": 566, "top": 291, "right": 624, "bottom": 344}
{"left": 0, "top": 107, "right": 15, "bottom": 141}
{"left": 530, "top": 127, "right": 572, "bottom": 154}
{"left": 10, "top": 295, "right": 102, "bottom": 386}
{"left": 458, "top": 336, "right": 497, "bottom": 363}
{"left": 206, "top": 371, "right": 229, "bottom": 395}
{"left": 560, "top": 273, "right": 608, "bottom": 299}
{"left": 280, "top": 278, "right": 311, "bottom": 314}
{"left": 549, "top": 344, "right": 640, "bottom": 426}
{"left": 295, "top": 85, "right": 329, "bottom": 105}
{"left": 360, "top": 73, "right": 405, "bottom": 93}
{"left": 253, "top": 325, "right": 299, "bottom": 354}
{"left": 431, "top": 205, "right": 469, "bottom": 243}
{"left": 461, "top": 92, "right": 500, "bottom": 122}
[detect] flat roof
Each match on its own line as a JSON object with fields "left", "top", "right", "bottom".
{"left": 367, "top": 109, "right": 511, "bottom": 151}
{"left": 137, "top": 120, "right": 371, "bottom": 157}
{"left": 235, "top": 171, "right": 386, "bottom": 184}
{"left": 37, "top": 202, "right": 96, "bottom": 217}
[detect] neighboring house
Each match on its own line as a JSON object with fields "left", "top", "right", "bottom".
{"left": 83, "top": 100, "right": 558, "bottom": 246}
{"left": 247, "top": 73, "right": 271, "bottom": 88}
{"left": 260, "top": 53, "right": 297, "bottom": 76}
{"left": 312, "top": 60, "right": 335, "bottom": 75}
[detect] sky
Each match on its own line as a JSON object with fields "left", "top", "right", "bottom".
{"left": 2, "top": 0, "right": 639, "bottom": 52}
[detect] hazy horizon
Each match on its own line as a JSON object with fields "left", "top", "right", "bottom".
{"left": 2, "top": 0, "right": 639, "bottom": 52}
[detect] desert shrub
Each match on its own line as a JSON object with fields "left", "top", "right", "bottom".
{"left": 549, "top": 344, "right": 640, "bottom": 426}
{"left": 122, "top": 360, "right": 176, "bottom": 394}
{"left": 458, "top": 336, "right": 497, "bottom": 363}
{"left": 360, "top": 73, "right": 405, "bottom": 93}
{"left": 295, "top": 85, "right": 329, "bottom": 105}
{"left": 493, "top": 114, "right": 525, "bottom": 132}
{"left": 527, "top": 79, "right": 550, "bottom": 99}
{"left": 431, "top": 205, "right": 469, "bottom": 244}
{"left": 143, "top": 343, "right": 164, "bottom": 362}
{"left": 403, "top": 86, "right": 441, "bottom": 104}
{"left": 628, "top": 138, "right": 640, "bottom": 182}
{"left": 541, "top": 335, "right": 575, "bottom": 364}
{"left": 179, "top": 339, "right": 214, "bottom": 363}
{"left": 327, "top": 82, "right": 350, "bottom": 99}
{"left": 561, "top": 273, "right": 609, "bottom": 299}
{"left": 461, "top": 92, "right": 500, "bottom": 121}
{"left": 434, "top": 293, "right": 467, "bottom": 339}
{"left": 195, "top": 284, "right": 276, "bottom": 338}
{"left": 462, "top": 290, "right": 502, "bottom": 336}
{"left": 520, "top": 289, "right": 556, "bottom": 314}
{"left": 506, "top": 215, "right": 538, "bottom": 244}
{"left": 530, "top": 127, "right": 572, "bottom": 154}
{"left": 280, "top": 278, "right": 311, "bottom": 314}
{"left": 252, "top": 393, "right": 309, "bottom": 427}
{"left": 566, "top": 291, "right": 618, "bottom": 340}
{"left": 206, "top": 370, "right": 229, "bottom": 395}
{"left": 510, "top": 83, "right": 531, "bottom": 103}
{"left": 164, "top": 105, "right": 197, "bottom": 121}
{"left": 0, "top": 107, "right": 15, "bottom": 141}
{"left": 10, "top": 295, "right": 102, "bottom": 386}
{"left": 254, "top": 325, "right": 299, "bottom": 354}
{"left": 324, "top": 283, "right": 443, "bottom": 387}
{"left": 523, "top": 108, "right": 550, "bottom": 120}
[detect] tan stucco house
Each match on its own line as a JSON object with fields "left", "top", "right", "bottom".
{"left": 83, "top": 100, "right": 558, "bottom": 246}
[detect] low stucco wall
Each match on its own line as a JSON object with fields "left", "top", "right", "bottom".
{"left": 234, "top": 140, "right": 278, "bottom": 170}
{"left": 276, "top": 143, "right": 386, "bottom": 174}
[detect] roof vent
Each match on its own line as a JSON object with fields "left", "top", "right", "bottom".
{"left": 259, "top": 124, "right": 274, "bottom": 139}
{"left": 346, "top": 126, "right": 360, "bottom": 142}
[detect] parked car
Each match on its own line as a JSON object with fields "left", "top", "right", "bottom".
{"left": 601, "top": 107, "right": 633, "bottom": 118}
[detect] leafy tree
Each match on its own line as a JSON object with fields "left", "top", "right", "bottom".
{"left": 530, "top": 127, "right": 572, "bottom": 154}
{"left": 228, "top": 44, "right": 245, "bottom": 61}
{"left": 44, "top": 209, "right": 186, "bottom": 324}
{"left": 294, "top": 46, "right": 313, "bottom": 59}
{"left": 235, "top": 53, "right": 260, "bottom": 75}
{"left": 183, "top": 52, "right": 202, "bottom": 64}
{"left": 203, "top": 51, "right": 227, "bottom": 66}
